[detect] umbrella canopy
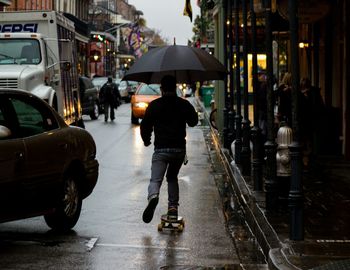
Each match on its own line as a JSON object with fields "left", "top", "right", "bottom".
{"left": 122, "top": 45, "right": 226, "bottom": 84}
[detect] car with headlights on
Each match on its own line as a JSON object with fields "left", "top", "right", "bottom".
{"left": 130, "top": 83, "right": 184, "bottom": 124}
{"left": 0, "top": 88, "right": 99, "bottom": 231}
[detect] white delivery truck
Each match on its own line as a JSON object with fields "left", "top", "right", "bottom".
{"left": 0, "top": 10, "right": 83, "bottom": 127}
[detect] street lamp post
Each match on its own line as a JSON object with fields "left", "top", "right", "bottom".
{"left": 241, "top": 0, "right": 251, "bottom": 176}
{"left": 288, "top": 0, "right": 304, "bottom": 241}
{"left": 228, "top": 0, "right": 236, "bottom": 147}
{"left": 263, "top": 0, "right": 278, "bottom": 212}
{"left": 223, "top": 0, "right": 230, "bottom": 149}
{"left": 250, "top": 0, "right": 263, "bottom": 190}
{"left": 234, "top": 0, "right": 242, "bottom": 165}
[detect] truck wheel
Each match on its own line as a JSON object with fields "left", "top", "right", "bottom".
{"left": 44, "top": 170, "right": 82, "bottom": 231}
{"left": 90, "top": 101, "right": 100, "bottom": 120}
{"left": 131, "top": 113, "right": 139, "bottom": 124}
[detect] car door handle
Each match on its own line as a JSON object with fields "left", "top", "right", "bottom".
{"left": 59, "top": 143, "right": 68, "bottom": 150}
{"left": 15, "top": 151, "right": 24, "bottom": 159}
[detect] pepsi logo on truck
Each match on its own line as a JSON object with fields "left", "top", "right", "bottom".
{"left": 0, "top": 23, "right": 38, "bottom": 33}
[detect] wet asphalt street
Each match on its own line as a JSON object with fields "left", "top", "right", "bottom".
{"left": 0, "top": 98, "right": 245, "bottom": 269}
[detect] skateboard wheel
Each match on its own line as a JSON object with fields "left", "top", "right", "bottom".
{"left": 157, "top": 223, "right": 163, "bottom": 232}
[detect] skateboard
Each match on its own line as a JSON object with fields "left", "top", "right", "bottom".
{"left": 157, "top": 214, "right": 185, "bottom": 232}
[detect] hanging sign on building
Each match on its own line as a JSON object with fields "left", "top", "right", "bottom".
{"left": 277, "top": 0, "right": 331, "bottom": 24}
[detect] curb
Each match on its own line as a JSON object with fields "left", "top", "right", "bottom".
{"left": 194, "top": 98, "right": 298, "bottom": 270}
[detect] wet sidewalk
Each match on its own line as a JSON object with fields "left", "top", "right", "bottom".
{"left": 195, "top": 97, "right": 350, "bottom": 270}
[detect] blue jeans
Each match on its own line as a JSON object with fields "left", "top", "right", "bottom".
{"left": 148, "top": 149, "right": 186, "bottom": 208}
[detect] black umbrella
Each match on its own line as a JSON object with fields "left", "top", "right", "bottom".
{"left": 122, "top": 45, "right": 226, "bottom": 84}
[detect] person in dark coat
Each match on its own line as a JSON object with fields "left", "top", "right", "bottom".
{"left": 256, "top": 71, "right": 268, "bottom": 141}
{"left": 99, "top": 77, "right": 121, "bottom": 122}
{"left": 275, "top": 72, "right": 292, "bottom": 126}
{"left": 140, "top": 75, "right": 198, "bottom": 223}
{"left": 299, "top": 77, "right": 325, "bottom": 168}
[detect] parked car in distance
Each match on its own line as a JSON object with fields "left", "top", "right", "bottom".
{"left": 79, "top": 76, "right": 100, "bottom": 120}
{"left": 178, "top": 83, "right": 193, "bottom": 97}
{"left": 0, "top": 88, "right": 99, "bottom": 231}
{"left": 91, "top": 76, "right": 109, "bottom": 91}
{"left": 119, "top": 80, "right": 139, "bottom": 103}
{"left": 92, "top": 76, "right": 127, "bottom": 103}
{"left": 115, "top": 78, "right": 128, "bottom": 101}
{"left": 130, "top": 83, "right": 183, "bottom": 124}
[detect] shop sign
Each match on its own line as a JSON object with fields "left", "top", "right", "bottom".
{"left": 277, "top": 0, "right": 331, "bottom": 23}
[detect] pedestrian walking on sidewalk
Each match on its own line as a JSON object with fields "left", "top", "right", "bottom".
{"left": 140, "top": 75, "right": 198, "bottom": 223}
{"left": 99, "top": 77, "right": 121, "bottom": 122}
{"left": 299, "top": 77, "right": 325, "bottom": 169}
{"left": 275, "top": 72, "right": 292, "bottom": 127}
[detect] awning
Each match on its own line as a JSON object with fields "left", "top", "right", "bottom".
{"left": 0, "top": 0, "right": 11, "bottom": 5}
{"left": 75, "top": 32, "right": 90, "bottom": 43}
{"left": 63, "top": 12, "right": 90, "bottom": 37}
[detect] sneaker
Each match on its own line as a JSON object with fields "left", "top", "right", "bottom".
{"left": 142, "top": 195, "right": 159, "bottom": 223}
{"left": 167, "top": 206, "right": 178, "bottom": 219}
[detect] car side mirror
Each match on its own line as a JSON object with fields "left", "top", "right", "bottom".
{"left": 0, "top": 125, "right": 12, "bottom": 139}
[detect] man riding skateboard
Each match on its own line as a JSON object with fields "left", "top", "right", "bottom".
{"left": 140, "top": 75, "right": 198, "bottom": 223}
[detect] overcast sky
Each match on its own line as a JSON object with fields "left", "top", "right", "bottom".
{"left": 127, "top": 0, "right": 200, "bottom": 45}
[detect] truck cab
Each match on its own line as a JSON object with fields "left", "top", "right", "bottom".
{"left": 0, "top": 11, "right": 83, "bottom": 126}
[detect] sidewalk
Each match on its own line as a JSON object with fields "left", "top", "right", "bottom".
{"left": 195, "top": 97, "right": 350, "bottom": 270}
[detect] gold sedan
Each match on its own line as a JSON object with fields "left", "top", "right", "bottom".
{"left": 130, "top": 84, "right": 184, "bottom": 124}
{"left": 130, "top": 84, "right": 162, "bottom": 124}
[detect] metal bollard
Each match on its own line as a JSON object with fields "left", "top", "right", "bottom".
{"left": 276, "top": 122, "right": 293, "bottom": 177}
{"left": 276, "top": 122, "right": 293, "bottom": 209}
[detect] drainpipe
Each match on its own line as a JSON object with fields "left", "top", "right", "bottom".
{"left": 264, "top": 0, "right": 278, "bottom": 212}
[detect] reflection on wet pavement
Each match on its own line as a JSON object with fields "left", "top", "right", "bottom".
{"left": 203, "top": 128, "right": 267, "bottom": 267}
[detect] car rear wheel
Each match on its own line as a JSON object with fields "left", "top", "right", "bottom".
{"left": 90, "top": 101, "right": 100, "bottom": 120}
{"left": 131, "top": 112, "right": 139, "bottom": 124}
{"left": 44, "top": 171, "right": 82, "bottom": 231}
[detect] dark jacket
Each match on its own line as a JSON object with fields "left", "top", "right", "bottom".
{"left": 100, "top": 82, "right": 121, "bottom": 107}
{"left": 140, "top": 94, "right": 198, "bottom": 149}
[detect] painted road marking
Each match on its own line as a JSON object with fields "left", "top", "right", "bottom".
{"left": 96, "top": 243, "right": 190, "bottom": 251}
{"left": 86, "top": 237, "right": 98, "bottom": 251}
{"left": 316, "top": 239, "right": 350, "bottom": 243}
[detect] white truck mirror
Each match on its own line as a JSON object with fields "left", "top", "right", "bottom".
{"left": 0, "top": 125, "right": 12, "bottom": 139}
